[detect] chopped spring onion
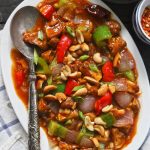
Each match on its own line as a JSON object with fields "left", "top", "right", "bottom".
{"left": 124, "top": 70, "right": 135, "bottom": 82}
{"left": 38, "top": 30, "right": 44, "bottom": 41}
{"left": 47, "top": 76, "right": 52, "bottom": 85}
{"left": 72, "top": 96, "right": 84, "bottom": 102}
{"left": 34, "top": 49, "right": 50, "bottom": 74}
{"left": 34, "top": 49, "right": 39, "bottom": 65}
{"left": 66, "top": 26, "right": 75, "bottom": 37}
{"left": 72, "top": 85, "right": 85, "bottom": 92}
{"left": 79, "top": 55, "right": 89, "bottom": 61}
{"left": 93, "top": 25, "right": 112, "bottom": 47}
{"left": 79, "top": 111, "right": 85, "bottom": 121}
{"left": 89, "top": 64, "right": 99, "bottom": 72}
{"left": 38, "top": 93, "right": 44, "bottom": 98}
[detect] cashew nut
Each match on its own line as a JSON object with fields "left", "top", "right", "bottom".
{"left": 94, "top": 117, "right": 106, "bottom": 125}
{"left": 37, "top": 74, "right": 47, "bottom": 80}
{"left": 61, "top": 72, "right": 67, "bottom": 81}
{"left": 102, "top": 104, "right": 113, "bottom": 113}
{"left": 81, "top": 43, "right": 89, "bottom": 51}
{"left": 76, "top": 30, "right": 84, "bottom": 44}
{"left": 91, "top": 138, "right": 99, "bottom": 148}
{"left": 59, "top": 109, "right": 71, "bottom": 115}
{"left": 69, "top": 71, "right": 82, "bottom": 78}
{"left": 113, "top": 52, "right": 121, "bottom": 67}
{"left": 98, "top": 84, "right": 108, "bottom": 96}
{"left": 108, "top": 84, "right": 116, "bottom": 94}
{"left": 94, "top": 125, "right": 105, "bottom": 137}
{"left": 44, "top": 94, "right": 57, "bottom": 101}
{"left": 69, "top": 44, "right": 81, "bottom": 52}
{"left": 93, "top": 53, "right": 102, "bottom": 64}
{"left": 36, "top": 79, "right": 44, "bottom": 90}
{"left": 84, "top": 76, "right": 99, "bottom": 85}
{"left": 85, "top": 116, "right": 94, "bottom": 131}
{"left": 62, "top": 65, "right": 71, "bottom": 76}
{"left": 64, "top": 53, "right": 75, "bottom": 64}
{"left": 73, "top": 87, "right": 87, "bottom": 97}
{"left": 55, "top": 92, "right": 66, "bottom": 103}
{"left": 43, "top": 85, "right": 57, "bottom": 94}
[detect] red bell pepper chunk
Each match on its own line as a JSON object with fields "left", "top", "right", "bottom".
{"left": 95, "top": 92, "right": 112, "bottom": 115}
{"left": 15, "top": 70, "right": 25, "bottom": 87}
{"left": 40, "top": 5, "right": 55, "bottom": 20}
{"left": 65, "top": 79, "right": 78, "bottom": 96}
{"left": 102, "top": 61, "right": 115, "bottom": 82}
{"left": 56, "top": 35, "right": 72, "bottom": 63}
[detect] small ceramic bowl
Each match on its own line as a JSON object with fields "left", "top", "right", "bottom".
{"left": 133, "top": 0, "right": 150, "bottom": 45}
{"left": 103, "top": 0, "right": 139, "bottom": 4}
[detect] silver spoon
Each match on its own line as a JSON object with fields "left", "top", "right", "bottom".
{"left": 10, "top": 6, "right": 40, "bottom": 150}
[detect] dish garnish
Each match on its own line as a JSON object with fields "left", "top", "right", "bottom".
{"left": 141, "top": 6, "right": 150, "bottom": 38}
{"left": 11, "top": 0, "right": 140, "bottom": 149}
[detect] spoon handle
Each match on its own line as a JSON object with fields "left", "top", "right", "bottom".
{"left": 28, "top": 60, "right": 40, "bottom": 150}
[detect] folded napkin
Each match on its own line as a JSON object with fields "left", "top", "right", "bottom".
{"left": 0, "top": 31, "right": 149, "bottom": 150}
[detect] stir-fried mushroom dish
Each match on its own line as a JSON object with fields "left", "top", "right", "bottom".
{"left": 11, "top": 0, "right": 140, "bottom": 149}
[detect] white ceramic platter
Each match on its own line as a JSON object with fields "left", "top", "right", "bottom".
{"left": 0, "top": 0, "right": 150, "bottom": 149}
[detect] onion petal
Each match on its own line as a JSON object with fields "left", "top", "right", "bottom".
{"left": 79, "top": 95, "right": 96, "bottom": 113}
{"left": 114, "top": 92, "right": 133, "bottom": 108}
{"left": 113, "top": 78, "right": 128, "bottom": 92}
{"left": 114, "top": 109, "right": 134, "bottom": 127}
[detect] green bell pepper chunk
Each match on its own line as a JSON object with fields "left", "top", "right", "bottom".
{"left": 48, "top": 121, "right": 59, "bottom": 136}
{"left": 78, "top": 111, "right": 85, "bottom": 121}
{"left": 89, "top": 64, "right": 99, "bottom": 72}
{"left": 38, "top": 57, "right": 50, "bottom": 74}
{"left": 34, "top": 49, "right": 39, "bottom": 65}
{"left": 48, "top": 121, "right": 68, "bottom": 138}
{"left": 79, "top": 55, "right": 89, "bottom": 61}
{"left": 56, "top": 125, "right": 68, "bottom": 138}
{"left": 72, "top": 85, "right": 85, "bottom": 92}
{"left": 72, "top": 96, "right": 84, "bottom": 102}
{"left": 124, "top": 70, "right": 135, "bottom": 82}
{"left": 66, "top": 26, "right": 75, "bottom": 37}
{"left": 34, "top": 49, "right": 50, "bottom": 74}
{"left": 38, "top": 30, "right": 44, "bottom": 41}
{"left": 55, "top": 84, "right": 66, "bottom": 93}
{"left": 101, "top": 113, "right": 116, "bottom": 128}
{"left": 47, "top": 76, "right": 52, "bottom": 85}
{"left": 93, "top": 25, "right": 112, "bottom": 47}
{"left": 58, "top": 0, "right": 69, "bottom": 7}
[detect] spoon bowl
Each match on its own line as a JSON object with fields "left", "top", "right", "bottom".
{"left": 10, "top": 6, "right": 41, "bottom": 150}
{"left": 10, "top": 6, "right": 40, "bottom": 59}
